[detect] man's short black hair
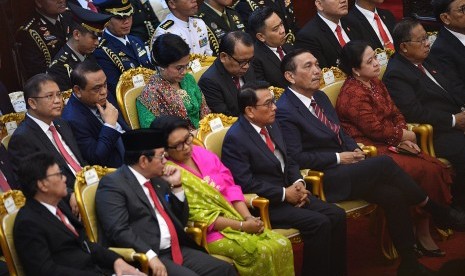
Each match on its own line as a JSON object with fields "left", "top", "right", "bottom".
{"left": 280, "top": 48, "right": 314, "bottom": 74}
{"left": 238, "top": 81, "right": 270, "bottom": 114}
{"left": 18, "top": 152, "right": 58, "bottom": 199}
{"left": 219, "top": 31, "right": 254, "bottom": 56}
{"left": 431, "top": 0, "right": 456, "bottom": 22}
{"left": 71, "top": 59, "right": 103, "bottom": 89}
{"left": 248, "top": 7, "right": 277, "bottom": 38}
{"left": 392, "top": 18, "right": 422, "bottom": 52}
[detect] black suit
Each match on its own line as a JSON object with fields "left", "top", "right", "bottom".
{"left": 221, "top": 116, "right": 347, "bottom": 276}
{"left": 130, "top": 0, "right": 160, "bottom": 43}
{"left": 295, "top": 15, "right": 361, "bottom": 68}
{"left": 252, "top": 41, "right": 292, "bottom": 88}
{"left": 430, "top": 27, "right": 465, "bottom": 104}
{"left": 383, "top": 53, "right": 465, "bottom": 206}
{"left": 198, "top": 58, "right": 256, "bottom": 116}
{"left": 0, "top": 82, "right": 14, "bottom": 115}
{"left": 14, "top": 199, "right": 119, "bottom": 276}
{"left": 95, "top": 165, "right": 235, "bottom": 276}
{"left": 345, "top": 7, "right": 396, "bottom": 50}
{"left": 0, "top": 145, "right": 18, "bottom": 190}
{"left": 8, "top": 115, "right": 87, "bottom": 193}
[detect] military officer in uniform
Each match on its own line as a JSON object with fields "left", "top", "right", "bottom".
{"left": 93, "top": 0, "right": 154, "bottom": 104}
{"left": 48, "top": 3, "right": 112, "bottom": 91}
{"left": 130, "top": 0, "right": 161, "bottom": 44}
{"left": 154, "top": 0, "right": 213, "bottom": 55}
{"left": 235, "top": 0, "right": 298, "bottom": 44}
{"left": 15, "top": 0, "right": 72, "bottom": 80}
{"left": 198, "top": 0, "right": 246, "bottom": 55}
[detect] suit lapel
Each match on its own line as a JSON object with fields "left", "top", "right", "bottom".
{"left": 53, "top": 120, "right": 83, "bottom": 165}
{"left": 31, "top": 199, "right": 79, "bottom": 238}
{"left": 258, "top": 42, "right": 281, "bottom": 69}
{"left": 217, "top": 60, "right": 239, "bottom": 99}
{"left": 352, "top": 8, "right": 381, "bottom": 47}
{"left": 316, "top": 16, "right": 342, "bottom": 55}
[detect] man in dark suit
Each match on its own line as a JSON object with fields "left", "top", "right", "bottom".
{"left": 430, "top": 0, "right": 465, "bottom": 101}
{"left": 249, "top": 7, "right": 293, "bottom": 89}
{"left": 198, "top": 0, "right": 246, "bottom": 55}
{"left": 294, "top": 0, "right": 361, "bottom": 68}
{"left": 198, "top": 31, "right": 256, "bottom": 116}
{"left": 63, "top": 60, "right": 128, "bottom": 168}
{"left": 0, "top": 145, "right": 18, "bottom": 191}
{"left": 93, "top": 0, "right": 154, "bottom": 104}
{"left": 345, "top": 0, "right": 396, "bottom": 50}
{"left": 276, "top": 48, "right": 465, "bottom": 276}
{"left": 221, "top": 81, "right": 347, "bottom": 276}
{"left": 13, "top": 152, "right": 144, "bottom": 276}
{"left": 383, "top": 18, "right": 465, "bottom": 209}
{"left": 48, "top": 3, "right": 111, "bottom": 91}
{"left": 8, "top": 74, "right": 87, "bottom": 217}
{"left": 95, "top": 129, "right": 236, "bottom": 276}
{"left": 15, "top": 0, "right": 72, "bottom": 79}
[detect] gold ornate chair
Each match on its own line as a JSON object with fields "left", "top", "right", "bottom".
{"left": 0, "top": 190, "right": 26, "bottom": 276}
{"left": 116, "top": 68, "right": 155, "bottom": 129}
{"left": 269, "top": 86, "right": 285, "bottom": 100}
{"left": 188, "top": 54, "right": 216, "bottom": 83}
{"left": 319, "top": 67, "right": 346, "bottom": 88}
{"left": 62, "top": 89, "right": 73, "bottom": 105}
{"left": 1, "top": 135, "right": 11, "bottom": 150}
{"left": 0, "top": 112, "right": 25, "bottom": 138}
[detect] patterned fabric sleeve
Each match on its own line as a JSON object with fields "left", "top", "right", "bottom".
{"left": 136, "top": 99, "right": 156, "bottom": 128}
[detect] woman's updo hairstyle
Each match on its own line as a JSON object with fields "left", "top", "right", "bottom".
{"left": 339, "top": 40, "right": 371, "bottom": 77}
{"left": 151, "top": 33, "right": 190, "bottom": 67}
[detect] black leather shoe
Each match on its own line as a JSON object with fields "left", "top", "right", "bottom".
{"left": 397, "top": 261, "right": 435, "bottom": 276}
{"left": 433, "top": 208, "right": 465, "bottom": 232}
{"left": 415, "top": 241, "right": 446, "bottom": 258}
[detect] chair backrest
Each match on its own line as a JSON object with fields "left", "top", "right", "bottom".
{"left": 0, "top": 112, "right": 25, "bottom": 137}
{"left": 269, "top": 86, "right": 285, "bottom": 100}
{"left": 0, "top": 190, "right": 26, "bottom": 276}
{"left": 116, "top": 67, "right": 155, "bottom": 127}
{"left": 203, "top": 127, "right": 230, "bottom": 158}
{"left": 320, "top": 80, "right": 345, "bottom": 107}
{"left": 319, "top": 67, "right": 346, "bottom": 88}
{"left": 197, "top": 113, "right": 237, "bottom": 142}
{"left": 1, "top": 135, "right": 11, "bottom": 150}
{"left": 192, "top": 66, "right": 210, "bottom": 83}
{"left": 374, "top": 48, "right": 394, "bottom": 79}
{"left": 74, "top": 166, "right": 116, "bottom": 243}
{"left": 124, "top": 86, "right": 145, "bottom": 129}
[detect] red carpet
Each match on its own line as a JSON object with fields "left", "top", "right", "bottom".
{"left": 347, "top": 215, "right": 465, "bottom": 275}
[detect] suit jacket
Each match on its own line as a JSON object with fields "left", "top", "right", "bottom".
{"left": 8, "top": 115, "right": 87, "bottom": 192}
{"left": 275, "top": 89, "right": 360, "bottom": 202}
{"left": 252, "top": 41, "right": 292, "bottom": 88}
{"left": 345, "top": 7, "right": 396, "bottom": 50}
{"left": 14, "top": 199, "right": 119, "bottom": 276}
{"left": 130, "top": 0, "right": 160, "bottom": 43}
{"left": 198, "top": 58, "right": 256, "bottom": 116}
{"left": 95, "top": 165, "right": 201, "bottom": 254}
{"left": 295, "top": 15, "right": 361, "bottom": 68}
{"left": 62, "top": 95, "right": 127, "bottom": 168}
{"left": 0, "top": 82, "right": 14, "bottom": 115}
{"left": 0, "top": 145, "right": 18, "bottom": 190}
{"left": 430, "top": 27, "right": 465, "bottom": 104}
{"left": 221, "top": 116, "right": 303, "bottom": 204}
{"left": 382, "top": 53, "right": 465, "bottom": 159}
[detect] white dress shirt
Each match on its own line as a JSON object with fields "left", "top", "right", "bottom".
{"left": 318, "top": 13, "right": 350, "bottom": 44}
{"left": 355, "top": 4, "right": 393, "bottom": 46}
{"left": 445, "top": 27, "right": 465, "bottom": 46}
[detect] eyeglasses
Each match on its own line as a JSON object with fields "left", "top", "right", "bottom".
{"left": 167, "top": 133, "right": 194, "bottom": 151}
{"left": 173, "top": 64, "right": 189, "bottom": 74}
{"left": 31, "top": 91, "right": 64, "bottom": 101}
{"left": 152, "top": 152, "right": 167, "bottom": 160}
{"left": 404, "top": 35, "right": 429, "bottom": 45}
{"left": 45, "top": 170, "right": 65, "bottom": 179}
{"left": 452, "top": 5, "right": 465, "bottom": 14}
{"left": 226, "top": 53, "right": 253, "bottom": 68}
{"left": 254, "top": 97, "right": 276, "bottom": 109}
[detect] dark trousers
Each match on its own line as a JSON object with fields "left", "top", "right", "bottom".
{"left": 269, "top": 197, "right": 347, "bottom": 276}
{"left": 441, "top": 146, "right": 465, "bottom": 208}
{"left": 159, "top": 246, "right": 236, "bottom": 276}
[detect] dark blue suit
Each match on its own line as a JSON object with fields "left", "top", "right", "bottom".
{"left": 62, "top": 95, "right": 128, "bottom": 168}
{"left": 276, "top": 88, "right": 428, "bottom": 261}
{"left": 93, "top": 31, "right": 153, "bottom": 104}
{"left": 221, "top": 115, "right": 346, "bottom": 276}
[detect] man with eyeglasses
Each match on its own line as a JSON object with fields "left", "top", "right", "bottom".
{"left": 93, "top": 0, "right": 154, "bottom": 104}
{"left": 63, "top": 60, "right": 129, "bottom": 168}
{"left": 13, "top": 152, "right": 145, "bottom": 276}
{"left": 221, "top": 80, "right": 347, "bottom": 276}
{"left": 95, "top": 129, "right": 236, "bottom": 276}
{"left": 198, "top": 31, "right": 256, "bottom": 116}
{"left": 430, "top": 0, "right": 465, "bottom": 102}
{"left": 9, "top": 74, "right": 87, "bottom": 218}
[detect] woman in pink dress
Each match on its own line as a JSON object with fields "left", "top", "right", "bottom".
{"left": 336, "top": 41, "right": 453, "bottom": 257}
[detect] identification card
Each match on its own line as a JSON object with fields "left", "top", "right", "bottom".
{"left": 190, "top": 59, "right": 202, "bottom": 73}
{"left": 376, "top": 52, "right": 388, "bottom": 66}
{"left": 132, "top": 74, "right": 145, "bottom": 88}
{"left": 4, "top": 196, "right": 17, "bottom": 214}
{"left": 323, "top": 70, "right": 335, "bottom": 85}
{"left": 84, "top": 168, "right": 100, "bottom": 186}
{"left": 209, "top": 118, "right": 224, "bottom": 132}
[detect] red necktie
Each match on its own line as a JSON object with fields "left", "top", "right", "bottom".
{"left": 232, "top": 77, "right": 241, "bottom": 90}
{"left": 56, "top": 208, "right": 79, "bottom": 236}
{"left": 144, "top": 182, "right": 183, "bottom": 265}
{"left": 335, "top": 25, "right": 346, "bottom": 47}
{"left": 86, "top": 0, "right": 98, "bottom": 12}
{"left": 260, "top": 128, "right": 275, "bottom": 152}
{"left": 374, "top": 14, "right": 394, "bottom": 50}
{"left": 49, "top": 125, "right": 82, "bottom": 173}
{"left": 310, "top": 99, "right": 342, "bottom": 144}
{"left": 277, "top": 46, "right": 285, "bottom": 60}
{"left": 0, "top": 170, "right": 11, "bottom": 192}
{"left": 417, "top": 64, "right": 426, "bottom": 74}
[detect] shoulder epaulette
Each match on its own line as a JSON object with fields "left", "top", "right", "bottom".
{"left": 246, "top": 0, "right": 260, "bottom": 10}
{"left": 102, "top": 46, "right": 125, "bottom": 73}
{"left": 20, "top": 18, "right": 37, "bottom": 31}
{"left": 198, "top": 13, "right": 205, "bottom": 18}
{"left": 159, "top": 20, "right": 174, "bottom": 30}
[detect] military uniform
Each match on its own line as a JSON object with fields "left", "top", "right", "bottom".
{"left": 130, "top": 0, "right": 160, "bottom": 44}
{"left": 154, "top": 13, "right": 213, "bottom": 55}
{"left": 235, "top": 0, "right": 297, "bottom": 44}
{"left": 15, "top": 11, "right": 72, "bottom": 80}
{"left": 198, "top": 3, "right": 245, "bottom": 55}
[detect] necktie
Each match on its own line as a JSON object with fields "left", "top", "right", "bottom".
{"left": 310, "top": 99, "right": 342, "bottom": 144}
{"left": 335, "top": 25, "right": 346, "bottom": 47}
{"left": 144, "top": 181, "right": 183, "bottom": 265}
{"left": 221, "top": 12, "right": 230, "bottom": 28}
{"left": 277, "top": 46, "right": 285, "bottom": 60}
{"left": 86, "top": 0, "right": 98, "bottom": 12}
{"left": 56, "top": 208, "right": 79, "bottom": 236}
{"left": 374, "top": 14, "right": 394, "bottom": 50}
{"left": 417, "top": 64, "right": 426, "bottom": 74}
{"left": 0, "top": 170, "right": 11, "bottom": 192}
{"left": 260, "top": 128, "right": 275, "bottom": 152}
{"left": 232, "top": 77, "right": 241, "bottom": 90}
{"left": 49, "top": 125, "right": 82, "bottom": 173}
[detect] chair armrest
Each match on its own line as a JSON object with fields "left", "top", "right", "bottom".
{"left": 361, "top": 145, "right": 377, "bottom": 157}
{"left": 109, "top": 247, "right": 149, "bottom": 274}
{"left": 408, "top": 123, "right": 432, "bottom": 155}
{"left": 185, "top": 225, "right": 204, "bottom": 247}
{"left": 243, "top": 194, "right": 272, "bottom": 230}
{"left": 304, "top": 170, "right": 325, "bottom": 201}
